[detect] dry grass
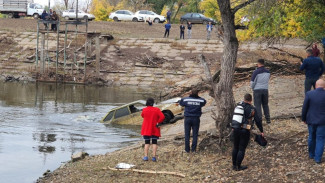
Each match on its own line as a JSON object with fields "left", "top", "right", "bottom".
{"left": 170, "top": 42, "right": 187, "bottom": 50}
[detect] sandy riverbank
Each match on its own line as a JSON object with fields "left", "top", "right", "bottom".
{"left": 37, "top": 74, "right": 325, "bottom": 182}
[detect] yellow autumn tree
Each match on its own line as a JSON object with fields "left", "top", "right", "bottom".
{"left": 160, "top": 5, "right": 168, "bottom": 17}
{"left": 200, "top": 0, "right": 248, "bottom": 24}
{"left": 91, "top": 0, "right": 114, "bottom": 21}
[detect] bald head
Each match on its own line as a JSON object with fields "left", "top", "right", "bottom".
{"left": 315, "top": 79, "right": 325, "bottom": 89}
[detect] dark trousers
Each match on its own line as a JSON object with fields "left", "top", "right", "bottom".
{"left": 232, "top": 128, "right": 250, "bottom": 167}
{"left": 51, "top": 24, "right": 57, "bottom": 31}
{"left": 305, "top": 78, "right": 318, "bottom": 93}
{"left": 184, "top": 116, "right": 200, "bottom": 152}
{"left": 164, "top": 29, "right": 170, "bottom": 38}
{"left": 180, "top": 31, "right": 184, "bottom": 39}
{"left": 253, "top": 89, "right": 270, "bottom": 122}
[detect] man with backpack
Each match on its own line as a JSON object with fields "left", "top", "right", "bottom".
{"left": 232, "top": 93, "right": 264, "bottom": 171}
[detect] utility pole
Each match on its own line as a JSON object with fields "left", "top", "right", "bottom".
{"left": 76, "top": 0, "right": 78, "bottom": 20}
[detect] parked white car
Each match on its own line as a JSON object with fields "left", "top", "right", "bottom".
{"left": 109, "top": 10, "right": 143, "bottom": 22}
{"left": 134, "top": 10, "right": 166, "bottom": 23}
{"left": 62, "top": 9, "right": 95, "bottom": 21}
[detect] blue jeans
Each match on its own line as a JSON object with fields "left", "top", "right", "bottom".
{"left": 184, "top": 116, "right": 200, "bottom": 152}
{"left": 308, "top": 124, "right": 325, "bottom": 162}
{"left": 305, "top": 78, "right": 318, "bottom": 93}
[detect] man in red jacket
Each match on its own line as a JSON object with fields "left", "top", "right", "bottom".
{"left": 141, "top": 98, "right": 165, "bottom": 162}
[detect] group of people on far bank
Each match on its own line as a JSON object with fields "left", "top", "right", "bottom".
{"left": 40, "top": 9, "right": 59, "bottom": 31}
{"left": 161, "top": 21, "right": 213, "bottom": 40}
{"left": 139, "top": 45, "right": 325, "bottom": 170}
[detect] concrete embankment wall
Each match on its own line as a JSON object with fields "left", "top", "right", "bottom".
{"left": 0, "top": 30, "right": 307, "bottom": 89}
{"left": 0, "top": 30, "right": 224, "bottom": 86}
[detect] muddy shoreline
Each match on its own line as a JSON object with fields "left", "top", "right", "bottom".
{"left": 36, "top": 73, "right": 325, "bottom": 183}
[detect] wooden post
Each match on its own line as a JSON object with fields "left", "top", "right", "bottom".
{"left": 88, "top": 38, "right": 92, "bottom": 55}
{"left": 41, "top": 33, "right": 45, "bottom": 74}
{"left": 103, "top": 37, "right": 107, "bottom": 45}
{"left": 95, "top": 35, "right": 100, "bottom": 79}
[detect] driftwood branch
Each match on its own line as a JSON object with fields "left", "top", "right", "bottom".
{"left": 268, "top": 46, "right": 304, "bottom": 61}
{"left": 271, "top": 112, "right": 301, "bottom": 120}
{"left": 105, "top": 166, "right": 186, "bottom": 178}
{"left": 198, "top": 54, "right": 218, "bottom": 96}
{"left": 274, "top": 131, "right": 306, "bottom": 147}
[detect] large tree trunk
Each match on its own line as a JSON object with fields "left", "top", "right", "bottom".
{"left": 172, "top": 1, "right": 183, "bottom": 22}
{"left": 214, "top": 0, "right": 238, "bottom": 144}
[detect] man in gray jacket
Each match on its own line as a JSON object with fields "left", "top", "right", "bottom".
{"left": 250, "top": 59, "right": 271, "bottom": 124}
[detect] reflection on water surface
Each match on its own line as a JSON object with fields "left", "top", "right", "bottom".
{"left": 0, "top": 82, "right": 152, "bottom": 183}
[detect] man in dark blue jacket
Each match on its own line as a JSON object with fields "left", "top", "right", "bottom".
{"left": 300, "top": 49, "right": 324, "bottom": 93}
{"left": 302, "top": 79, "right": 325, "bottom": 164}
{"left": 179, "top": 89, "right": 206, "bottom": 153}
{"left": 164, "top": 21, "right": 171, "bottom": 38}
{"left": 41, "top": 10, "right": 49, "bottom": 29}
{"left": 166, "top": 10, "right": 171, "bottom": 23}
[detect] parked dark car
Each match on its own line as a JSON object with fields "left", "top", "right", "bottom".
{"left": 180, "top": 13, "right": 217, "bottom": 25}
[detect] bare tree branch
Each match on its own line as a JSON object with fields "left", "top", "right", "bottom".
{"left": 235, "top": 25, "right": 248, "bottom": 29}
{"left": 232, "top": 0, "right": 256, "bottom": 14}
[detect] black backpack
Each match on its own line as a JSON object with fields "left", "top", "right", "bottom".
{"left": 231, "top": 102, "right": 246, "bottom": 129}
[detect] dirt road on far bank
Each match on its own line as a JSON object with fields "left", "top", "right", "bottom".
{"left": 0, "top": 18, "right": 213, "bottom": 39}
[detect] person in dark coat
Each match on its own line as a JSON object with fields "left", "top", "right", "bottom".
{"left": 164, "top": 21, "right": 171, "bottom": 38}
{"left": 232, "top": 93, "right": 264, "bottom": 171}
{"left": 301, "top": 79, "right": 325, "bottom": 164}
{"left": 300, "top": 49, "right": 325, "bottom": 93}
{"left": 179, "top": 89, "right": 206, "bottom": 153}
{"left": 51, "top": 11, "right": 59, "bottom": 31}
{"left": 180, "top": 22, "right": 185, "bottom": 39}
{"left": 312, "top": 43, "right": 320, "bottom": 57}
{"left": 141, "top": 98, "right": 165, "bottom": 162}
{"left": 166, "top": 10, "right": 171, "bottom": 23}
{"left": 41, "top": 10, "right": 49, "bottom": 29}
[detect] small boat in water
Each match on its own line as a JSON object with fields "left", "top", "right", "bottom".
{"left": 101, "top": 97, "right": 184, "bottom": 125}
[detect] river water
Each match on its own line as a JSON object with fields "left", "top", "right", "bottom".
{"left": 0, "top": 82, "right": 150, "bottom": 183}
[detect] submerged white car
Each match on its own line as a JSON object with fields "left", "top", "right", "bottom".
{"left": 62, "top": 9, "right": 95, "bottom": 20}
{"left": 109, "top": 10, "right": 143, "bottom": 22}
{"left": 135, "top": 10, "right": 166, "bottom": 23}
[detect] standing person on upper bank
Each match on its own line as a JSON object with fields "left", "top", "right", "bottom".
{"left": 251, "top": 59, "right": 271, "bottom": 124}
{"left": 179, "top": 89, "right": 206, "bottom": 153}
{"left": 300, "top": 49, "right": 324, "bottom": 93}
{"left": 180, "top": 22, "right": 185, "bottom": 39}
{"left": 164, "top": 21, "right": 171, "bottom": 38}
{"left": 166, "top": 10, "right": 172, "bottom": 23}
